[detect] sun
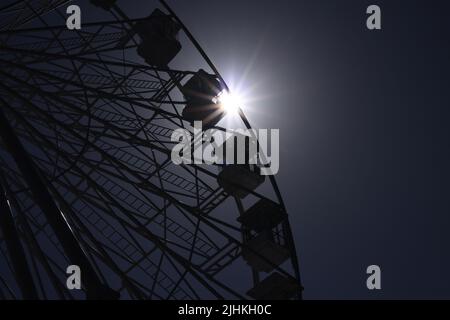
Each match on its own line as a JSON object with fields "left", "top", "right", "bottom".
{"left": 216, "top": 90, "right": 242, "bottom": 116}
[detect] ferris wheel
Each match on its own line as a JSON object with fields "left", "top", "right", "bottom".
{"left": 0, "top": 0, "right": 303, "bottom": 300}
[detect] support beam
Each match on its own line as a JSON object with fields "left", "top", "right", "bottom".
{"left": 0, "top": 181, "right": 38, "bottom": 299}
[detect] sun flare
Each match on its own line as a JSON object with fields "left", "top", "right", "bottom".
{"left": 217, "top": 90, "right": 242, "bottom": 116}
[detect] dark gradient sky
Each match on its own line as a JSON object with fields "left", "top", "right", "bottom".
{"left": 162, "top": 0, "right": 450, "bottom": 299}
{"left": 4, "top": 0, "right": 447, "bottom": 300}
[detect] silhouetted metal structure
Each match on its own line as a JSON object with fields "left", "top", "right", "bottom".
{"left": 0, "top": 0, "right": 302, "bottom": 300}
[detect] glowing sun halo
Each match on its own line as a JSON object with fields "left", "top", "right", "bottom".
{"left": 217, "top": 90, "right": 242, "bottom": 116}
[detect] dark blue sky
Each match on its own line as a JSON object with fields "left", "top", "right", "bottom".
{"left": 165, "top": 0, "right": 450, "bottom": 299}
{"left": 2, "top": 0, "right": 449, "bottom": 300}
